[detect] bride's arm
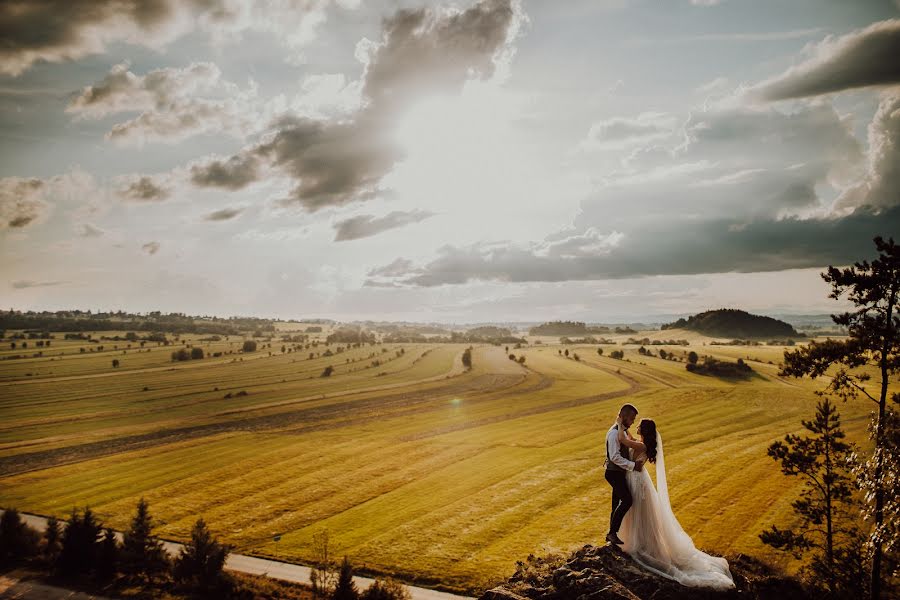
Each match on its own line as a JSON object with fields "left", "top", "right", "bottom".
{"left": 618, "top": 428, "right": 646, "bottom": 451}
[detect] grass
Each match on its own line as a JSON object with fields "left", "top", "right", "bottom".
{"left": 0, "top": 330, "right": 890, "bottom": 594}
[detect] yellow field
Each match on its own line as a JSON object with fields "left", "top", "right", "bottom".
{"left": 0, "top": 329, "right": 889, "bottom": 594}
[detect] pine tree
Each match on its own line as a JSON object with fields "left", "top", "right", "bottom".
{"left": 760, "top": 399, "right": 861, "bottom": 596}
{"left": 332, "top": 555, "right": 359, "bottom": 600}
{"left": 97, "top": 527, "right": 120, "bottom": 582}
{"left": 42, "top": 515, "right": 62, "bottom": 564}
{"left": 173, "top": 517, "right": 232, "bottom": 596}
{"left": 56, "top": 507, "right": 103, "bottom": 577}
{"left": 780, "top": 235, "right": 899, "bottom": 599}
{"left": 121, "top": 497, "right": 168, "bottom": 581}
{"left": 0, "top": 508, "right": 40, "bottom": 564}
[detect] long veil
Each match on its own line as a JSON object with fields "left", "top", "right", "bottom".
{"left": 653, "top": 432, "right": 688, "bottom": 540}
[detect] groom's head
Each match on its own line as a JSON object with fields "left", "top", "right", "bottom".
{"left": 619, "top": 403, "right": 638, "bottom": 428}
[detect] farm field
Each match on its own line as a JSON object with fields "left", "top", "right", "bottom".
{"left": 0, "top": 329, "right": 890, "bottom": 594}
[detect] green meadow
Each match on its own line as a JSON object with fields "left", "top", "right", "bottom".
{"left": 0, "top": 329, "right": 887, "bottom": 594}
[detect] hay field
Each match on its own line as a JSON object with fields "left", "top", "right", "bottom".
{"left": 0, "top": 329, "right": 888, "bottom": 593}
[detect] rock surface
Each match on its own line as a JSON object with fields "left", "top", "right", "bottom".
{"left": 478, "top": 544, "right": 810, "bottom": 600}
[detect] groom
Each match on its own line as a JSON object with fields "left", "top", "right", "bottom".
{"left": 604, "top": 403, "right": 644, "bottom": 546}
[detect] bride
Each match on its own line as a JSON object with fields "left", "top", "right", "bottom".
{"left": 615, "top": 417, "right": 735, "bottom": 589}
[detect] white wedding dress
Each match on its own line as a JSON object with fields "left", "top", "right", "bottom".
{"left": 618, "top": 433, "right": 735, "bottom": 589}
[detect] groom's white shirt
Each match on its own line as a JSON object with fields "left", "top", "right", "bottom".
{"left": 606, "top": 423, "right": 635, "bottom": 471}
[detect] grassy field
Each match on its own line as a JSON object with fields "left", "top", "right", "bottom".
{"left": 0, "top": 328, "right": 891, "bottom": 594}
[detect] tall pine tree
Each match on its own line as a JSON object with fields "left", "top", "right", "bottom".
{"left": 781, "top": 235, "right": 899, "bottom": 599}
{"left": 121, "top": 497, "right": 168, "bottom": 581}
{"left": 332, "top": 555, "right": 360, "bottom": 600}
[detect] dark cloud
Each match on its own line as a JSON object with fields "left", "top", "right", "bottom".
{"left": 11, "top": 280, "right": 67, "bottom": 289}
{"left": 0, "top": 0, "right": 355, "bottom": 77}
{"left": 117, "top": 175, "right": 171, "bottom": 202}
{"left": 0, "top": 177, "right": 49, "bottom": 230}
{"left": 333, "top": 209, "right": 433, "bottom": 241}
{"left": 204, "top": 207, "right": 244, "bottom": 221}
{"left": 190, "top": 154, "right": 262, "bottom": 190}
{"left": 752, "top": 19, "right": 900, "bottom": 101}
{"left": 366, "top": 257, "right": 417, "bottom": 278}
{"left": 189, "top": 0, "right": 521, "bottom": 211}
{"left": 369, "top": 204, "right": 900, "bottom": 286}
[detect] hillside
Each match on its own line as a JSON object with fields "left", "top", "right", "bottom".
{"left": 660, "top": 309, "right": 801, "bottom": 339}
{"left": 480, "top": 544, "right": 809, "bottom": 600}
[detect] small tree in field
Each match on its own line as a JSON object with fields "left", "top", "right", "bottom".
{"left": 310, "top": 529, "right": 338, "bottom": 598}
{"left": 121, "top": 497, "right": 168, "bottom": 582}
{"left": 780, "top": 236, "right": 899, "bottom": 599}
{"left": 461, "top": 347, "right": 472, "bottom": 369}
{"left": 597, "top": 348, "right": 604, "bottom": 356}
{"left": 687, "top": 351, "right": 698, "bottom": 365}
{"left": 761, "top": 399, "right": 862, "bottom": 596}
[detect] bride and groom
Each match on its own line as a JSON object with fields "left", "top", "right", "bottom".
{"left": 604, "top": 403, "right": 735, "bottom": 589}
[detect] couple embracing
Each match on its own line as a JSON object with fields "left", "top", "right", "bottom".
{"left": 604, "top": 403, "right": 735, "bottom": 589}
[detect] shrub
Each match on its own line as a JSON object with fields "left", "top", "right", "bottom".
{"left": 321, "top": 365, "right": 334, "bottom": 377}
{"left": 461, "top": 347, "right": 472, "bottom": 369}
{"left": 191, "top": 347, "right": 204, "bottom": 359}
{"left": 361, "top": 578, "right": 412, "bottom": 600}
{"left": 242, "top": 340, "right": 257, "bottom": 353}
{"left": 687, "top": 350, "right": 699, "bottom": 364}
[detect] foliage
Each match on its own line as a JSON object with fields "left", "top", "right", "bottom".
{"left": 57, "top": 506, "right": 103, "bottom": 578}
{"left": 686, "top": 356, "right": 753, "bottom": 378}
{"left": 332, "top": 555, "right": 360, "bottom": 600}
{"left": 780, "top": 236, "right": 899, "bottom": 600}
{"left": 760, "top": 400, "right": 860, "bottom": 596}
{"left": 121, "top": 497, "right": 169, "bottom": 581}
{"left": 462, "top": 347, "right": 472, "bottom": 369}
{"left": 310, "top": 529, "right": 338, "bottom": 598}
{"left": 321, "top": 365, "right": 334, "bottom": 377}
{"left": 174, "top": 517, "right": 233, "bottom": 596}
{"left": 97, "top": 527, "right": 120, "bottom": 582}
{"left": 662, "top": 308, "right": 800, "bottom": 338}
{"left": 360, "top": 578, "right": 411, "bottom": 600}
{"left": 42, "top": 515, "right": 62, "bottom": 564}
{"left": 0, "top": 507, "right": 40, "bottom": 564}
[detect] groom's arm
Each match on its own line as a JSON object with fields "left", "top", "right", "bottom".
{"left": 607, "top": 429, "right": 635, "bottom": 471}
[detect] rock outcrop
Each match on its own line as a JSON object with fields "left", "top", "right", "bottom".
{"left": 479, "top": 544, "right": 810, "bottom": 600}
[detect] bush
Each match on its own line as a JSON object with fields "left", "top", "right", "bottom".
{"left": 242, "top": 340, "right": 257, "bottom": 353}
{"left": 321, "top": 365, "right": 334, "bottom": 377}
{"left": 171, "top": 348, "right": 190, "bottom": 361}
{"left": 361, "top": 578, "right": 411, "bottom": 600}
{"left": 609, "top": 350, "right": 624, "bottom": 360}
{"left": 518, "top": 355, "right": 526, "bottom": 364}
{"left": 461, "top": 347, "right": 472, "bottom": 369}
{"left": 191, "top": 347, "right": 204, "bottom": 359}
{"left": 687, "top": 350, "right": 698, "bottom": 364}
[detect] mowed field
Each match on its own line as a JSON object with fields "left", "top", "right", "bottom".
{"left": 0, "top": 328, "right": 890, "bottom": 594}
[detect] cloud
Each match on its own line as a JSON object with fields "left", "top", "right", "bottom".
{"left": 835, "top": 89, "right": 900, "bottom": 211}
{"left": 0, "top": 0, "right": 358, "bottom": 77}
{"left": 79, "top": 223, "right": 105, "bottom": 237}
{"left": 367, "top": 204, "right": 900, "bottom": 286}
{"left": 367, "top": 257, "right": 417, "bottom": 278}
{"left": 0, "top": 177, "right": 50, "bottom": 230}
{"left": 751, "top": 19, "right": 900, "bottom": 101}
{"left": 67, "top": 61, "right": 265, "bottom": 146}
{"left": 189, "top": 0, "right": 523, "bottom": 212}
{"left": 11, "top": 280, "right": 68, "bottom": 289}
{"left": 333, "top": 209, "right": 434, "bottom": 241}
{"left": 116, "top": 175, "right": 172, "bottom": 202}
{"left": 204, "top": 207, "right": 244, "bottom": 221}
{"left": 582, "top": 112, "right": 676, "bottom": 150}
{"left": 142, "top": 241, "right": 161, "bottom": 255}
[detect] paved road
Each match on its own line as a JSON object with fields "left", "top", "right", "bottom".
{"left": 1, "top": 511, "right": 473, "bottom": 600}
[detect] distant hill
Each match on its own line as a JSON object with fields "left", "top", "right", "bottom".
{"left": 661, "top": 309, "right": 801, "bottom": 339}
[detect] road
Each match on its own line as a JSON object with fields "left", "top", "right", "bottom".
{"left": 1, "top": 510, "right": 473, "bottom": 600}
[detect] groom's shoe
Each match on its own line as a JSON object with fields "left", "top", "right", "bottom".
{"left": 605, "top": 532, "right": 625, "bottom": 546}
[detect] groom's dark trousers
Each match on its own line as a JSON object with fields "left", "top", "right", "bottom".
{"left": 605, "top": 469, "right": 632, "bottom": 535}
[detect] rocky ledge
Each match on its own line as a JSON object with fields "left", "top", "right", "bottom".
{"left": 479, "top": 544, "right": 810, "bottom": 600}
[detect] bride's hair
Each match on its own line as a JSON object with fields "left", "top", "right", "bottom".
{"left": 638, "top": 419, "right": 658, "bottom": 463}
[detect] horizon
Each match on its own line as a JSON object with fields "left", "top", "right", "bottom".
{"left": 2, "top": 1, "right": 897, "bottom": 321}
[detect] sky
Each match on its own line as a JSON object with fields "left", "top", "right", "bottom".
{"left": 1, "top": 0, "right": 899, "bottom": 323}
